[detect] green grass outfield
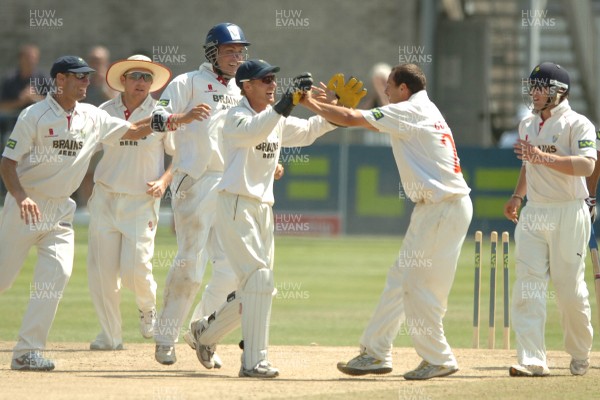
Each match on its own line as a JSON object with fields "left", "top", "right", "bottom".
{"left": 1, "top": 224, "right": 600, "bottom": 351}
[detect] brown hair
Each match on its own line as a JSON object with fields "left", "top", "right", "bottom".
{"left": 390, "top": 63, "right": 426, "bottom": 94}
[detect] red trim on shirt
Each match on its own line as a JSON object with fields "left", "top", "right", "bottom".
{"left": 124, "top": 110, "right": 131, "bottom": 121}
{"left": 66, "top": 115, "right": 71, "bottom": 130}
{"left": 216, "top": 75, "right": 229, "bottom": 86}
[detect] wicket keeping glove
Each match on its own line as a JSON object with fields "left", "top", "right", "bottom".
{"left": 327, "top": 73, "right": 367, "bottom": 108}
{"left": 273, "top": 72, "right": 313, "bottom": 117}
{"left": 586, "top": 197, "right": 597, "bottom": 222}
{"left": 151, "top": 109, "right": 170, "bottom": 132}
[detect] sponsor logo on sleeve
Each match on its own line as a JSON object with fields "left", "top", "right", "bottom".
{"left": 6, "top": 138, "right": 17, "bottom": 149}
{"left": 157, "top": 99, "right": 170, "bottom": 107}
{"left": 578, "top": 140, "right": 596, "bottom": 149}
{"left": 371, "top": 108, "right": 384, "bottom": 120}
{"left": 596, "top": 130, "right": 600, "bottom": 140}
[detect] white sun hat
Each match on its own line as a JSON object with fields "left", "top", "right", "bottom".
{"left": 106, "top": 54, "right": 171, "bottom": 93}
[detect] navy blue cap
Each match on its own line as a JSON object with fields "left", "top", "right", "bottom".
{"left": 235, "top": 59, "right": 280, "bottom": 89}
{"left": 50, "top": 55, "right": 95, "bottom": 78}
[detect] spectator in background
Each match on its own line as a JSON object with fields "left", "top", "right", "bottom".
{"left": 76, "top": 46, "right": 116, "bottom": 208}
{"left": 85, "top": 46, "right": 116, "bottom": 106}
{"left": 360, "top": 62, "right": 392, "bottom": 109}
{"left": 0, "top": 44, "right": 50, "bottom": 196}
{"left": 0, "top": 44, "right": 49, "bottom": 114}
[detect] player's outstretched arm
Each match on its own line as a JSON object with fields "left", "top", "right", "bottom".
{"left": 122, "top": 104, "right": 212, "bottom": 141}
{"left": 0, "top": 157, "right": 40, "bottom": 224}
{"left": 299, "top": 91, "right": 374, "bottom": 130}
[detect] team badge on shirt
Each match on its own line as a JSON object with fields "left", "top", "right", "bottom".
{"left": 371, "top": 108, "right": 384, "bottom": 120}
{"left": 578, "top": 140, "right": 595, "bottom": 149}
{"left": 6, "top": 138, "right": 17, "bottom": 149}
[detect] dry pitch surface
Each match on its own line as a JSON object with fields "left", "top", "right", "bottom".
{"left": 1, "top": 342, "right": 600, "bottom": 399}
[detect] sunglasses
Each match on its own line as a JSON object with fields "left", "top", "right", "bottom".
{"left": 256, "top": 75, "right": 276, "bottom": 84}
{"left": 66, "top": 72, "right": 91, "bottom": 80}
{"left": 124, "top": 72, "right": 154, "bottom": 82}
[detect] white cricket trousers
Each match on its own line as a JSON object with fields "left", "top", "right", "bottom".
{"left": 155, "top": 171, "right": 233, "bottom": 345}
{"left": 87, "top": 184, "right": 159, "bottom": 347}
{"left": 0, "top": 192, "right": 76, "bottom": 359}
{"left": 216, "top": 192, "right": 275, "bottom": 370}
{"left": 360, "top": 195, "right": 472, "bottom": 367}
{"left": 512, "top": 199, "right": 593, "bottom": 366}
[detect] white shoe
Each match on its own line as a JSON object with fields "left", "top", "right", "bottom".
{"left": 11, "top": 351, "right": 55, "bottom": 371}
{"left": 404, "top": 360, "right": 458, "bottom": 380}
{"left": 239, "top": 360, "right": 279, "bottom": 378}
{"left": 191, "top": 319, "right": 216, "bottom": 369}
{"left": 139, "top": 308, "right": 156, "bottom": 339}
{"left": 509, "top": 364, "right": 550, "bottom": 377}
{"left": 183, "top": 330, "right": 196, "bottom": 350}
{"left": 184, "top": 326, "right": 223, "bottom": 369}
{"left": 155, "top": 345, "right": 176, "bottom": 365}
{"left": 337, "top": 352, "right": 392, "bottom": 376}
{"left": 90, "top": 339, "right": 123, "bottom": 351}
{"left": 570, "top": 359, "right": 589, "bottom": 376}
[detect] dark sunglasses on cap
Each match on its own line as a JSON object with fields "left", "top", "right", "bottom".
{"left": 124, "top": 72, "right": 154, "bottom": 82}
{"left": 66, "top": 72, "right": 91, "bottom": 80}
{"left": 255, "top": 75, "right": 276, "bottom": 84}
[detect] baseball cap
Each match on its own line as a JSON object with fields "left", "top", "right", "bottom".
{"left": 106, "top": 55, "right": 171, "bottom": 93}
{"left": 236, "top": 59, "right": 280, "bottom": 89}
{"left": 528, "top": 62, "right": 570, "bottom": 93}
{"left": 50, "top": 55, "right": 95, "bottom": 78}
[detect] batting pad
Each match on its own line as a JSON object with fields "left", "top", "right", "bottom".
{"left": 241, "top": 268, "right": 274, "bottom": 369}
{"left": 197, "top": 291, "right": 241, "bottom": 346}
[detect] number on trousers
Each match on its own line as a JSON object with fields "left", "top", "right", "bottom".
{"left": 441, "top": 133, "right": 461, "bottom": 173}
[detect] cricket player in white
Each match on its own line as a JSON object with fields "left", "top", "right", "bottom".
{"left": 504, "top": 63, "right": 595, "bottom": 377}
{"left": 0, "top": 55, "right": 192, "bottom": 371}
{"left": 191, "top": 59, "right": 335, "bottom": 378}
{"left": 300, "top": 63, "right": 472, "bottom": 380}
{"left": 151, "top": 23, "right": 250, "bottom": 365}
{"left": 87, "top": 55, "right": 174, "bottom": 350}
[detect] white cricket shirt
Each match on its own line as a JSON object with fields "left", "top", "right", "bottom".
{"left": 219, "top": 97, "right": 335, "bottom": 205}
{"left": 2, "top": 94, "right": 131, "bottom": 198}
{"left": 361, "top": 90, "right": 470, "bottom": 204}
{"left": 519, "top": 100, "right": 596, "bottom": 202}
{"left": 95, "top": 94, "right": 175, "bottom": 195}
{"left": 153, "top": 62, "right": 241, "bottom": 179}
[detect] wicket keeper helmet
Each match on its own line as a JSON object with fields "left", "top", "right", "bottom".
{"left": 204, "top": 23, "right": 250, "bottom": 69}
